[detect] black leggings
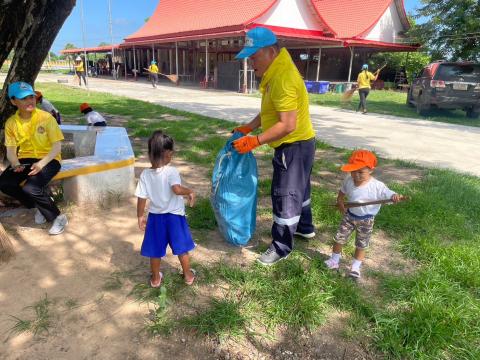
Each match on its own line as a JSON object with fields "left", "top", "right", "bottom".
{"left": 76, "top": 71, "right": 87, "bottom": 86}
{"left": 358, "top": 88, "right": 370, "bottom": 112}
{"left": 0, "top": 158, "right": 61, "bottom": 221}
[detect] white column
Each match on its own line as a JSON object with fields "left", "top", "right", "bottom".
{"left": 205, "top": 39, "right": 209, "bottom": 83}
{"left": 152, "top": 43, "right": 155, "bottom": 61}
{"left": 348, "top": 47, "right": 354, "bottom": 82}
{"left": 175, "top": 42, "right": 179, "bottom": 76}
{"left": 316, "top": 47, "right": 322, "bottom": 81}
{"left": 169, "top": 49, "right": 173, "bottom": 73}
{"left": 242, "top": 58, "right": 248, "bottom": 93}
{"left": 182, "top": 50, "right": 186, "bottom": 75}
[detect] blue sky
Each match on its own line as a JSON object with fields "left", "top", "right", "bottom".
{"left": 52, "top": 0, "right": 422, "bottom": 54}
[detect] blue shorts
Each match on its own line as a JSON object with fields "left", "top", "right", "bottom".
{"left": 141, "top": 213, "right": 196, "bottom": 258}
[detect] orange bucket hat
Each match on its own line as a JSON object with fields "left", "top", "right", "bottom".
{"left": 79, "top": 102, "right": 91, "bottom": 113}
{"left": 341, "top": 150, "right": 377, "bottom": 172}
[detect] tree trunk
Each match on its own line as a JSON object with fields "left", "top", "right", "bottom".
{"left": 0, "top": 0, "right": 76, "bottom": 125}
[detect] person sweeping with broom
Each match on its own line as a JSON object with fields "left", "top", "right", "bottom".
{"left": 356, "top": 64, "right": 381, "bottom": 114}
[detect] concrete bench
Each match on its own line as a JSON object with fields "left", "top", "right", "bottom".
{"left": 54, "top": 125, "right": 135, "bottom": 204}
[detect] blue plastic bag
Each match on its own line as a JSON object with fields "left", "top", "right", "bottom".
{"left": 210, "top": 132, "right": 258, "bottom": 246}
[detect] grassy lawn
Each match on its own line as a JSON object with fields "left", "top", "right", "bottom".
{"left": 309, "top": 90, "right": 480, "bottom": 127}
{"left": 253, "top": 89, "right": 480, "bottom": 127}
{"left": 32, "top": 83, "right": 480, "bottom": 359}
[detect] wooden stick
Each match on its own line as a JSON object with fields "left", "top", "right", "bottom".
{"left": 331, "top": 196, "right": 409, "bottom": 209}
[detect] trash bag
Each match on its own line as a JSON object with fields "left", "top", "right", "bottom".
{"left": 210, "top": 132, "right": 258, "bottom": 246}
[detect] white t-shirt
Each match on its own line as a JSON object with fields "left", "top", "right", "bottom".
{"left": 341, "top": 175, "right": 396, "bottom": 217}
{"left": 85, "top": 111, "right": 106, "bottom": 125}
{"left": 40, "top": 99, "right": 58, "bottom": 114}
{"left": 135, "top": 165, "right": 186, "bottom": 215}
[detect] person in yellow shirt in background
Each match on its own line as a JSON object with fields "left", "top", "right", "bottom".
{"left": 232, "top": 27, "right": 316, "bottom": 265}
{"left": 356, "top": 64, "right": 380, "bottom": 114}
{"left": 148, "top": 60, "right": 159, "bottom": 88}
{"left": 74, "top": 56, "right": 87, "bottom": 86}
{"left": 0, "top": 82, "right": 68, "bottom": 235}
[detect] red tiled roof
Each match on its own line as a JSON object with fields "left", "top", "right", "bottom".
{"left": 310, "top": 0, "right": 408, "bottom": 38}
{"left": 124, "top": 0, "right": 277, "bottom": 43}
{"left": 60, "top": 45, "right": 119, "bottom": 54}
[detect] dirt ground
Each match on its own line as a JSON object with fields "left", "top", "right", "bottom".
{"left": 0, "top": 117, "right": 423, "bottom": 360}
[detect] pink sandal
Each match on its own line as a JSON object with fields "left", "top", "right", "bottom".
{"left": 184, "top": 269, "right": 196, "bottom": 286}
{"left": 150, "top": 272, "right": 163, "bottom": 288}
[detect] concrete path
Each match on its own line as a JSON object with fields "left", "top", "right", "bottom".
{"left": 35, "top": 74, "right": 480, "bottom": 176}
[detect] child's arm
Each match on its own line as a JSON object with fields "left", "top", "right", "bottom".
{"left": 171, "top": 184, "right": 195, "bottom": 207}
{"left": 137, "top": 197, "right": 147, "bottom": 230}
{"left": 336, "top": 190, "right": 347, "bottom": 214}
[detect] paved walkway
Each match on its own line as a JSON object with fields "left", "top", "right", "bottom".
{"left": 36, "top": 74, "right": 480, "bottom": 176}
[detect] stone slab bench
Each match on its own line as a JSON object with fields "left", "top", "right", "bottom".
{"left": 54, "top": 125, "right": 135, "bottom": 204}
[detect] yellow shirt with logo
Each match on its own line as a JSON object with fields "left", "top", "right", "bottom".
{"left": 4, "top": 109, "right": 64, "bottom": 161}
{"left": 149, "top": 64, "right": 159, "bottom": 73}
{"left": 357, "top": 70, "right": 376, "bottom": 89}
{"left": 259, "top": 48, "right": 315, "bottom": 148}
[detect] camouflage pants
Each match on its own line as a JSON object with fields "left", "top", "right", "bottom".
{"left": 334, "top": 212, "right": 375, "bottom": 249}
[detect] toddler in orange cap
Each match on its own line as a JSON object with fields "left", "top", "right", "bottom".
{"left": 324, "top": 149, "right": 403, "bottom": 279}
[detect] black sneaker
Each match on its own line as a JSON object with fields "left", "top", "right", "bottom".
{"left": 257, "top": 248, "right": 288, "bottom": 266}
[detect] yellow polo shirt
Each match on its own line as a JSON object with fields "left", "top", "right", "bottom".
{"left": 75, "top": 62, "right": 84, "bottom": 72}
{"left": 357, "top": 71, "right": 376, "bottom": 89}
{"left": 5, "top": 109, "right": 64, "bottom": 161}
{"left": 259, "top": 48, "right": 315, "bottom": 148}
{"left": 149, "top": 64, "right": 158, "bottom": 73}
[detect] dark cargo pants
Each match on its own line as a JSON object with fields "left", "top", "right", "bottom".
{"left": 270, "top": 138, "right": 315, "bottom": 256}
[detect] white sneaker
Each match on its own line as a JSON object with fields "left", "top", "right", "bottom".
{"left": 34, "top": 209, "right": 46, "bottom": 225}
{"left": 294, "top": 231, "right": 316, "bottom": 239}
{"left": 49, "top": 214, "right": 68, "bottom": 235}
{"left": 324, "top": 258, "right": 340, "bottom": 270}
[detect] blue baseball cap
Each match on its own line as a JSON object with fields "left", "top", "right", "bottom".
{"left": 235, "top": 27, "right": 277, "bottom": 59}
{"left": 8, "top": 81, "right": 35, "bottom": 99}
{"left": 362, "top": 64, "right": 369, "bottom": 70}
{"left": 151, "top": 60, "right": 157, "bottom": 65}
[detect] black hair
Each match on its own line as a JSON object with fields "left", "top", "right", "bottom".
{"left": 81, "top": 107, "right": 93, "bottom": 114}
{"left": 148, "top": 130, "right": 174, "bottom": 166}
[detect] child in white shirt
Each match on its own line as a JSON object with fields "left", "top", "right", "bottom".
{"left": 35, "top": 91, "right": 61, "bottom": 124}
{"left": 79, "top": 102, "right": 107, "bottom": 126}
{"left": 135, "top": 130, "right": 196, "bottom": 287}
{"left": 325, "top": 150, "right": 403, "bottom": 279}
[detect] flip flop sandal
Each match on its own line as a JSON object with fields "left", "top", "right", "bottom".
{"left": 150, "top": 271, "right": 163, "bottom": 288}
{"left": 349, "top": 270, "right": 361, "bottom": 280}
{"left": 184, "top": 269, "right": 196, "bottom": 286}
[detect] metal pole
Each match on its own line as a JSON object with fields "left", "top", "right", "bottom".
{"left": 108, "top": 0, "right": 115, "bottom": 60}
{"left": 316, "top": 47, "right": 322, "bottom": 81}
{"left": 175, "top": 42, "right": 179, "bottom": 76}
{"left": 133, "top": 45, "right": 137, "bottom": 80}
{"left": 80, "top": 0, "right": 89, "bottom": 90}
{"left": 152, "top": 43, "right": 155, "bottom": 61}
{"left": 348, "top": 47, "right": 354, "bottom": 82}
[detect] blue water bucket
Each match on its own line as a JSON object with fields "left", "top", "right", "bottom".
{"left": 318, "top": 81, "right": 330, "bottom": 94}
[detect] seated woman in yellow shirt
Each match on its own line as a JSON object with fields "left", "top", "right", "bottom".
{"left": 357, "top": 64, "right": 379, "bottom": 114}
{"left": 0, "top": 82, "right": 68, "bottom": 235}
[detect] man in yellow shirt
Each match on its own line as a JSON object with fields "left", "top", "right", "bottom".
{"left": 232, "top": 27, "right": 316, "bottom": 265}
{"left": 74, "top": 56, "right": 87, "bottom": 86}
{"left": 0, "top": 82, "right": 68, "bottom": 235}
{"left": 356, "top": 64, "right": 379, "bottom": 114}
{"left": 148, "top": 60, "right": 159, "bottom": 88}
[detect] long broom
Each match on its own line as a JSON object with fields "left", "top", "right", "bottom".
{"left": 0, "top": 222, "right": 14, "bottom": 263}
{"left": 143, "top": 68, "right": 179, "bottom": 85}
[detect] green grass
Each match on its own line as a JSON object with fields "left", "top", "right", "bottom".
{"left": 308, "top": 90, "right": 480, "bottom": 127}
{"left": 36, "top": 82, "right": 480, "bottom": 358}
{"left": 9, "top": 294, "right": 53, "bottom": 336}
